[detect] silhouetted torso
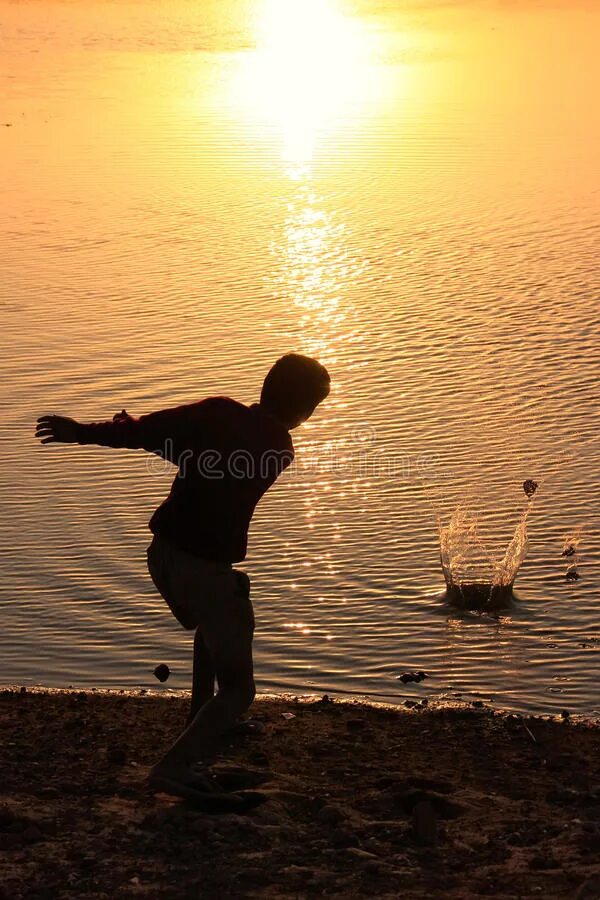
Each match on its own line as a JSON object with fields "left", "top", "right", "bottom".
{"left": 77, "top": 397, "right": 294, "bottom": 562}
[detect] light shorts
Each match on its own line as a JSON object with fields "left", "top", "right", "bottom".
{"left": 147, "top": 534, "right": 252, "bottom": 633}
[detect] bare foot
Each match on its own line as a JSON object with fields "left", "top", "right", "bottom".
{"left": 149, "top": 763, "right": 217, "bottom": 795}
{"left": 148, "top": 765, "right": 267, "bottom": 813}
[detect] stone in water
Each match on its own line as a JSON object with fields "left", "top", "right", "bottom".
{"left": 523, "top": 479, "right": 538, "bottom": 498}
{"left": 153, "top": 664, "right": 170, "bottom": 683}
{"left": 398, "top": 671, "right": 429, "bottom": 684}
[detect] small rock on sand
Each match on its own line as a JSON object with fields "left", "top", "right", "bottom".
{"left": 395, "top": 788, "right": 463, "bottom": 819}
{"left": 317, "top": 804, "right": 344, "bottom": 826}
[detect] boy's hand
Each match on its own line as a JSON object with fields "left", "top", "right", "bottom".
{"left": 36, "top": 415, "right": 80, "bottom": 444}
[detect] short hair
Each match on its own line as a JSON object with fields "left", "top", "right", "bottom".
{"left": 261, "top": 353, "right": 330, "bottom": 421}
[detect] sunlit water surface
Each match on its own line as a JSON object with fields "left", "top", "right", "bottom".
{"left": 1, "top": 0, "right": 599, "bottom": 714}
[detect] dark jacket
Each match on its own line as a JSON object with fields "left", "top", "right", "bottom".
{"left": 77, "top": 397, "right": 294, "bottom": 562}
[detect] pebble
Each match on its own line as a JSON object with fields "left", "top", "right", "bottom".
{"left": 317, "top": 805, "right": 344, "bottom": 826}
{"left": 398, "top": 671, "right": 429, "bottom": 684}
{"left": 345, "top": 847, "right": 379, "bottom": 860}
{"left": 361, "top": 858, "right": 385, "bottom": 875}
{"left": 395, "top": 788, "right": 463, "bottom": 819}
{"left": 237, "top": 718, "right": 266, "bottom": 735}
{"left": 546, "top": 787, "right": 581, "bottom": 804}
{"left": 153, "top": 664, "right": 170, "bottom": 683}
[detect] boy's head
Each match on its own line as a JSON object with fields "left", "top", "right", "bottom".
{"left": 260, "top": 353, "right": 330, "bottom": 429}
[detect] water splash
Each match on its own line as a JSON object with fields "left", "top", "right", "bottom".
{"left": 438, "top": 501, "right": 532, "bottom": 609}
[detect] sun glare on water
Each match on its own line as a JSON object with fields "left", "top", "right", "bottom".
{"left": 236, "top": 0, "right": 380, "bottom": 166}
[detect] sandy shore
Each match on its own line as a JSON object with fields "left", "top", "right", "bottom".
{"left": 1, "top": 688, "right": 599, "bottom": 899}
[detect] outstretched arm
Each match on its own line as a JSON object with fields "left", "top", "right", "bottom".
{"left": 36, "top": 407, "right": 186, "bottom": 459}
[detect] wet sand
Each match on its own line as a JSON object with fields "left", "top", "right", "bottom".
{"left": 1, "top": 689, "right": 599, "bottom": 899}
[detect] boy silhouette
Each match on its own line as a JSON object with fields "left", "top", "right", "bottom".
{"left": 36, "top": 353, "right": 330, "bottom": 804}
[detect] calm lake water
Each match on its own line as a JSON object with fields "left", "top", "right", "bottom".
{"left": 1, "top": 0, "right": 599, "bottom": 714}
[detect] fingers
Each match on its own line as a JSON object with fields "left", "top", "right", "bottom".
{"left": 36, "top": 416, "right": 57, "bottom": 434}
{"left": 36, "top": 415, "right": 57, "bottom": 443}
{"left": 35, "top": 414, "right": 74, "bottom": 445}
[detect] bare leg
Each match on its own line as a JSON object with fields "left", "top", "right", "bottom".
{"left": 150, "top": 592, "right": 255, "bottom": 785}
{"left": 188, "top": 628, "right": 215, "bottom": 725}
{"left": 161, "top": 671, "right": 255, "bottom": 772}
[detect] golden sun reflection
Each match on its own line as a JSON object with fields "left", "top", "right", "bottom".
{"left": 236, "top": 0, "right": 373, "bottom": 484}
{"left": 273, "top": 180, "right": 360, "bottom": 366}
{"left": 236, "top": 0, "right": 378, "bottom": 165}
